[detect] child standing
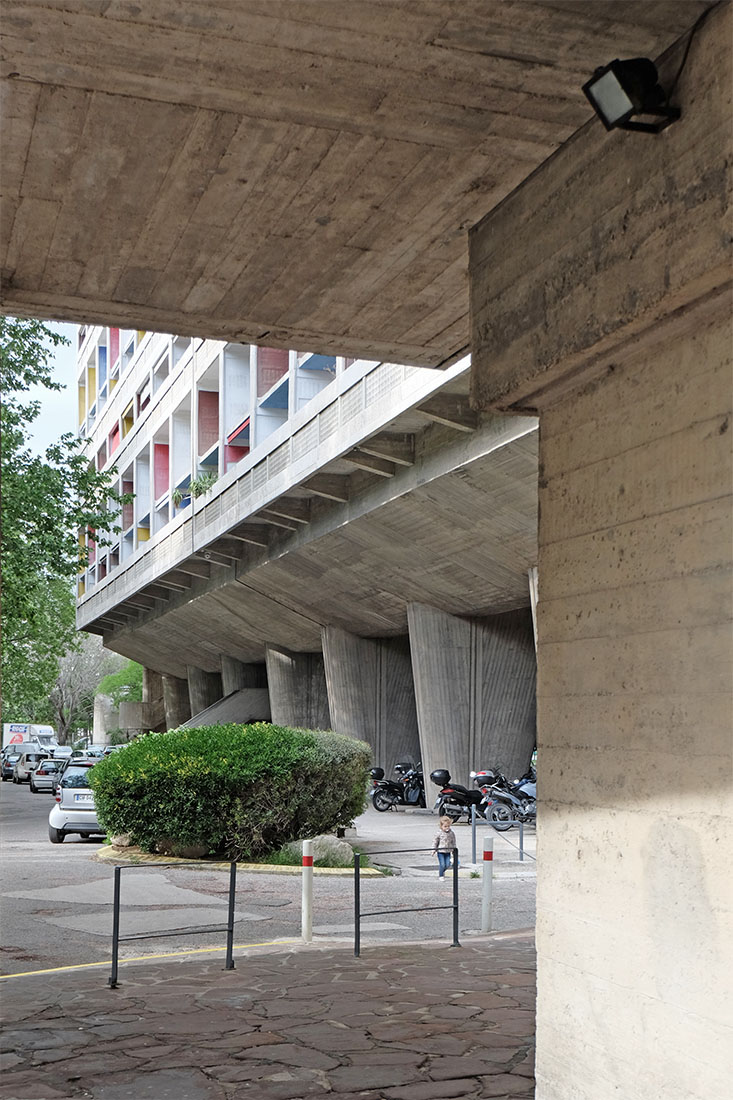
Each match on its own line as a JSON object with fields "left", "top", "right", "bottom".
{"left": 433, "top": 815, "right": 458, "bottom": 878}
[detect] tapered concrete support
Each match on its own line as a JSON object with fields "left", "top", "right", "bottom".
{"left": 469, "top": 9, "right": 731, "bottom": 1097}
{"left": 322, "top": 627, "right": 420, "bottom": 773}
{"left": 162, "top": 674, "right": 192, "bottom": 730}
{"left": 186, "top": 666, "right": 223, "bottom": 720}
{"left": 220, "top": 655, "right": 267, "bottom": 695}
{"left": 408, "top": 603, "right": 536, "bottom": 786}
{"left": 265, "top": 646, "right": 331, "bottom": 730}
{"left": 142, "top": 667, "right": 166, "bottom": 731}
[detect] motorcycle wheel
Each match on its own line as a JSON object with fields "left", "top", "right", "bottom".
{"left": 490, "top": 804, "right": 514, "bottom": 831}
{"left": 440, "top": 801, "right": 463, "bottom": 823}
{"left": 372, "top": 789, "right": 397, "bottom": 812}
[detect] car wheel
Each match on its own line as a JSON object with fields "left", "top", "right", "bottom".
{"left": 48, "top": 825, "right": 65, "bottom": 844}
{"left": 12, "top": 775, "right": 18, "bottom": 784}
{"left": 30, "top": 782, "right": 37, "bottom": 793}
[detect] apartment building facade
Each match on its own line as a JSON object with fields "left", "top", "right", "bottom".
{"left": 76, "top": 325, "right": 539, "bottom": 781}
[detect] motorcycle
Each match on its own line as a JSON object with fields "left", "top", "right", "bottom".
{"left": 429, "top": 768, "right": 489, "bottom": 823}
{"left": 481, "top": 768, "right": 537, "bottom": 831}
{"left": 370, "top": 761, "right": 426, "bottom": 811}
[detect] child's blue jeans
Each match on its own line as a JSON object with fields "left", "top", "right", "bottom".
{"left": 437, "top": 851, "right": 457, "bottom": 877}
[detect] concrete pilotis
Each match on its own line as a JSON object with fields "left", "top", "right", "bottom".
{"left": 265, "top": 645, "right": 331, "bottom": 730}
{"left": 186, "top": 666, "right": 223, "bottom": 720}
{"left": 322, "top": 626, "right": 420, "bottom": 772}
{"left": 161, "top": 674, "right": 191, "bottom": 730}
{"left": 408, "top": 603, "right": 536, "bottom": 785}
{"left": 220, "top": 655, "right": 267, "bottom": 695}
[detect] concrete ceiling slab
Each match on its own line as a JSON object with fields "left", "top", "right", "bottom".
{"left": 0, "top": 1, "right": 707, "bottom": 365}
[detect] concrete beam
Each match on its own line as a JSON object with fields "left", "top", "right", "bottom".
{"left": 264, "top": 498, "right": 311, "bottom": 524}
{"left": 358, "top": 433, "right": 415, "bottom": 466}
{"left": 342, "top": 450, "right": 396, "bottom": 477}
{"left": 265, "top": 646, "right": 331, "bottom": 731}
{"left": 415, "top": 395, "right": 478, "bottom": 432}
{"left": 302, "top": 475, "right": 350, "bottom": 502}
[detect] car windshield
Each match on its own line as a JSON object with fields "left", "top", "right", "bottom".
{"left": 38, "top": 763, "right": 58, "bottom": 774}
{"left": 62, "top": 768, "right": 94, "bottom": 788}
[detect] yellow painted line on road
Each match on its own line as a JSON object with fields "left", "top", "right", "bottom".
{"left": 0, "top": 938, "right": 302, "bottom": 979}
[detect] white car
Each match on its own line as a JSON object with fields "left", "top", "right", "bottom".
{"left": 13, "top": 750, "right": 50, "bottom": 784}
{"left": 48, "top": 762, "right": 104, "bottom": 843}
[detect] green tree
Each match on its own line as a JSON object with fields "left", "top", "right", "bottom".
{"left": 96, "top": 660, "right": 144, "bottom": 706}
{"left": 0, "top": 317, "right": 125, "bottom": 722}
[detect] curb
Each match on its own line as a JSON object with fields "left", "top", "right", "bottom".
{"left": 94, "top": 846, "right": 383, "bottom": 875}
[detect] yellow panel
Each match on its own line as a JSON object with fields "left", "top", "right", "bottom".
{"left": 137, "top": 527, "right": 150, "bottom": 542}
{"left": 137, "top": 330, "right": 146, "bottom": 343}
{"left": 87, "top": 367, "right": 96, "bottom": 409}
{"left": 78, "top": 386, "right": 86, "bottom": 424}
{"left": 78, "top": 580, "right": 85, "bottom": 597}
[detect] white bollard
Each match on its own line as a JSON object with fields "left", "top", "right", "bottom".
{"left": 481, "top": 835, "right": 494, "bottom": 933}
{"left": 302, "top": 839, "right": 313, "bottom": 943}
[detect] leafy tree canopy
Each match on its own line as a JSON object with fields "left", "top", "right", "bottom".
{"left": 97, "top": 660, "right": 144, "bottom": 707}
{"left": 1, "top": 317, "right": 125, "bottom": 722}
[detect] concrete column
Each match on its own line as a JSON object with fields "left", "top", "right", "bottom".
{"left": 322, "top": 626, "right": 420, "bottom": 773}
{"left": 220, "top": 655, "right": 267, "bottom": 695}
{"left": 469, "top": 8, "right": 732, "bottom": 1098}
{"left": 162, "top": 674, "right": 191, "bottom": 730}
{"left": 141, "top": 667, "right": 165, "bottom": 731}
{"left": 187, "top": 666, "right": 223, "bottom": 718}
{"left": 408, "top": 603, "right": 536, "bottom": 787}
{"left": 265, "top": 646, "right": 331, "bottom": 730}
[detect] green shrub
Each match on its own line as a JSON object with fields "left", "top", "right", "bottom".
{"left": 89, "top": 722, "right": 371, "bottom": 860}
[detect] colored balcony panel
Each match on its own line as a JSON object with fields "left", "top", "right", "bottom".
{"left": 257, "top": 347, "right": 288, "bottom": 398}
{"left": 154, "top": 443, "right": 170, "bottom": 500}
{"left": 197, "top": 390, "right": 219, "bottom": 454}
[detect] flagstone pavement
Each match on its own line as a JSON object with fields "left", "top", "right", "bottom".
{"left": 0, "top": 932, "right": 535, "bottom": 1100}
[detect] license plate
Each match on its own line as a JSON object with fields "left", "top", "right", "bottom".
{"left": 74, "top": 793, "right": 93, "bottom": 803}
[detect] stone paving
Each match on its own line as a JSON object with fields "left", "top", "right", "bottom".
{"left": 0, "top": 933, "right": 535, "bottom": 1100}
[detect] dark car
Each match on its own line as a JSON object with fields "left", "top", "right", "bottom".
{"left": 2, "top": 751, "right": 23, "bottom": 781}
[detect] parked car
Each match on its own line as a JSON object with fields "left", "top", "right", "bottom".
{"left": 30, "top": 759, "right": 61, "bottom": 794}
{"left": 50, "top": 746, "right": 73, "bottom": 761}
{"left": 48, "top": 762, "right": 104, "bottom": 843}
{"left": 1, "top": 750, "right": 22, "bottom": 781}
{"left": 13, "top": 750, "right": 50, "bottom": 783}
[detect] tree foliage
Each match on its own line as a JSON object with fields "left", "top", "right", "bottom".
{"left": 49, "top": 635, "right": 125, "bottom": 743}
{"left": 96, "top": 660, "right": 144, "bottom": 706}
{"left": 0, "top": 317, "right": 124, "bottom": 721}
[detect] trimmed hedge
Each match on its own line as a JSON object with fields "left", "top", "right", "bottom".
{"left": 89, "top": 722, "right": 371, "bottom": 860}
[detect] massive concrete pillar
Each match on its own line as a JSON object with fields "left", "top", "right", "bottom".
{"left": 162, "top": 674, "right": 191, "bottom": 730}
{"left": 469, "top": 7, "right": 731, "bottom": 1098}
{"left": 408, "top": 604, "right": 536, "bottom": 787}
{"left": 220, "top": 655, "right": 267, "bottom": 695}
{"left": 186, "top": 666, "right": 222, "bottom": 720}
{"left": 142, "top": 667, "right": 165, "bottom": 731}
{"left": 265, "top": 646, "right": 331, "bottom": 730}
{"left": 322, "top": 626, "right": 420, "bottom": 773}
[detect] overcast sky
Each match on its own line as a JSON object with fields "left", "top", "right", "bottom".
{"left": 26, "top": 321, "right": 79, "bottom": 456}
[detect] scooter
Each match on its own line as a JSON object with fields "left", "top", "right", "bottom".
{"left": 429, "top": 768, "right": 489, "bottom": 823}
{"left": 482, "top": 770, "right": 537, "bottom": 831}
{"left": 370, "top": 762, "right": 426, "bottom": 811}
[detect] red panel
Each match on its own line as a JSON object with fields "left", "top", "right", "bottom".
{"left": 154, "top": 443, "right": 169, "bottom": 498}
{"left": 225, "top": 445, "right": 248, "bottom": 467}
{"left": 108, "top": 423, "right": 120, "bottom": 455}
{"left": 122, "top": 482, "right": 133, "bottom": 529}
{"left": 197, "top": 390, "right": 219, "bottom": 453}
{"left": 257, "top": 347, "right": 288, "bottom": 397}
{"left": 109, "top": 327, "right": 120, "bottom": 367}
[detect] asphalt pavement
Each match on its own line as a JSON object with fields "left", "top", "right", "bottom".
{"left": 1, "top": 782, "right": 537, "bottom": 1099}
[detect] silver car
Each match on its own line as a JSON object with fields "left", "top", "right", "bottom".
{"left": 29, "top": 759, "right": 61, "bottom": 794}
{"left": 48, "top": 762, "right": 104, "bottom": 843}
{"left": 13, "top": 750, "right": 50, "bottom": 783}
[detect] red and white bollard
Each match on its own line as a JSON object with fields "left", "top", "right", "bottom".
{"left": 481, "top": 836, "right": 494, "bottom": 933}
{"left": 302, "top": 839, "right": 313, "bottom": 943}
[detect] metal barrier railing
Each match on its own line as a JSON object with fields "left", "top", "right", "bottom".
{"left": 353, "top": 847, "right": 459, "bottom": 957}
{"left": 108, "top": 861, "right": 237, "bottom": 988}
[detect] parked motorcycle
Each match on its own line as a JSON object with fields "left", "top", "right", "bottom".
{"left": 480, "top": 768, "right": 537, "bottom": 831}
{"left": 429, "top": 768, "right": 489, "bottom": 823}
{"left": 370, "top": 761, "right": 426, "bottom": 811}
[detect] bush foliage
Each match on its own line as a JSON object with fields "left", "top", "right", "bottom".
{"left": 89, "top": 722, "right": 370, "bottom": 860}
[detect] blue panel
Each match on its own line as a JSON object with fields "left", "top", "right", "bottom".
{"left": 200, "top": 446, "right": 219, "bottom": 467}
{"left": 260, "top": 376, "right": 289, "bottom": 409}
{"left": 299, "top": 353, "right": 336, "bottom": 372}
